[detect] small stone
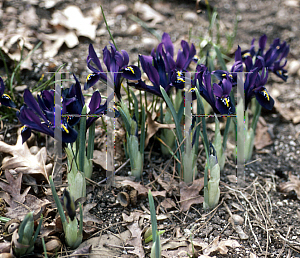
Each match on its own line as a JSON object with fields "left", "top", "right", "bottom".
{"left": 290, "top": 140, "right": 296, "bottom": 146}
{"left": 277, "top": 201, "right": 283, "bottom": 206}
{"left": 284, "top": 0, "right": 299, "bottom": 7}
{"left": 142, "top": 37, "right": 158, "bottom": 52}
{"left": 112, "top": 4, "right": 128, "bottom": 15}
{"left": 14, "top": 85, "right": 28, "bottom": 92}
{"left": 288, "top": 60, "right": 300, "bottom": 75}
{"left": 127, "top": 24, "right": 142, "bottom": 36}
{"left": 182, "top": 11, "right": 198, "bottom": 23}
{"left": 250, "top": 172, "right": 255, "bottom": 178}
{"left": 232, "top": 214, "right": 244, "bottom": 225}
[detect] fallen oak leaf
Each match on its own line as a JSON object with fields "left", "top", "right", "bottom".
{"left": 0, "top": 170, "right": 30, "bottom": 205}
{"left": 0, "top": 170, "right": 50, "bottom": 220}
{"left": 202, "top": 236, "right": 241, "bottom": 256}
{"left": 50, "top": 5, "right": 96, "bottom": 40}
{"left": 121, "top": 180, "right": 149, "bottom": 197}
{"left": 0, "top": 129, "right": 52, "bottom": 183}
{"left": 179, "top": 177, "right": 204, "bottom": 212}
{"left": 278, "top": 172, "right": 300, "bottom": 199}
{"left": 145, "top": 111, "right": 176, "bottom": 147}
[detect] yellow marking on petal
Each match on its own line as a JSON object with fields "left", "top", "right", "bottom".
{"left": 126, "top": 66, "right": 135, "bottom": 74}
{"left": 276, "top": 46, "right": 280, "bottom": 49}
{"left": 178, "top": 78, "right": 185, "bottom": 83}
{"left": 262, "top": 90, "right": 270, "bottom": 101}
{"left": 229, "top": 74, "right": 233, "bottom": 78}
{"left": 61, "top": 124, "right": 69, "bottom": 134}
{"left": 2, "top": 94, "right": 11, "bottom": 99}
{"left": 223, "top": 98, "right": 229, "bottom": 107}
{"left": 86, "top": 74, "right": 93, "bottom": 82}
{"left": 242, "top": 52, "right": 251, "bottom": 58}
{"left": 222, "top": 73, "right": 227, "bottom": 77}
{"left": 278, "top": 70, "right": 282, "bottom": 76}
{"left": 189, "top": 87, "right": 196, "bottom": 92}
{"left": 194, "top": 55, "right": 199, "bottom": 59}
{"left": 21, "top": 125, "right": 27, "bottom": 131}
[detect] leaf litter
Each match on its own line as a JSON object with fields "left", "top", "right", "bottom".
{"left": 0, "top": 129, "right": 52, "bottom": 183}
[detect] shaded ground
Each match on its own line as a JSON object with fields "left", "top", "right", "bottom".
{"left": 1, "top": 0, "right": 300, "bottom": 257}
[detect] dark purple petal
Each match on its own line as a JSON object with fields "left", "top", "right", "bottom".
{"left": 88, "top": 44, "right": 103, "bottom": 72}
{"left": 258, "top": 35, "right": 267, "bottom": 52}
{"left": 89, "top": 91, "right": 101, "bottom": 114}
{"left": 162, "top": 33, "right": 174, "bottom": 57}
{"left": 254, "top": 88, "right": 274, "bottom": 110}
{"left": 114, "top": 51, "right": 124, "bottom": 68}
{"left": 222, "top": 79, "right": 232, "bottom": 95}
{"left": 24, "top": 89, "right": 49, "bottom": 124}
{"left": 20, "top": 125, "right": 31, "bottom": 144}
{"left": 103, "top": 46, "right": 111, "bottom": 70}
{"left": 235, "top": 46, "right": 242, "bottom": 62}
{"left": 84, "top": 73, "right": 101, "bottom": 90}
{"left": 213, "top": 83, "right": 223, "bottom": 98}
{"left": 215, "top": 96, "right": 235, "bottom": 115}
{"left": 0, "top": 77, "right": 4, "bottom": 96}
{"left": 121, "top": 50, "right": 129, "bottom": 67}
{"left": 175, "top": 50, "right": 186, "bottom": 70}
{"left": 121, "top": 65, "right": 141, "bottom": 80}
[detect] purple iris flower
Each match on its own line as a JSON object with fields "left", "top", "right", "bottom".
{"left": 156, "top": 33, "right": 197, "bottom": 88}
{"left": 86, "top": 90, "right": 108, "bottom": 129}
{"left": 241, "top": 35, "right": 289, "bottom": 81}
{"left": 85, "top": 43, "right": 141, "bottom": 99}
{"left": 17, "top": 89, "right": 79, "bottom": 143}
{"left": 0, "top": 77, "right": 16, "bottom": 108}
{"left": 192, "top": 64, "right": 235, "bottom": 115}
{"left": 244, "top": 67, "right": 274, "bottom": 110}
{"left": 212, "top": 46, "right": 243, "bottom": 85}
{"left": 130, "top": 52, "right": 172, "bottom": 97}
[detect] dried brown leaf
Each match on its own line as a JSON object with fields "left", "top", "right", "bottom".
{"left": 40, "top": 29, "right": 79, "bottom": 59}
{"left": 179, "top": 178, "right": 204, "bottom": 211}
{"left": 121, "top": 180, "right": 149, "bottom": 197}
{"left": 69, "top": 244, "right": 92, "bottom": 258}
{"left": 203, "top": 237, "right": 240, "bottom": 256}
{"left": 254, "top": 117, "right": 273, "bottom": 150}
{"left": 92, "top": 150, "right": 107, "bottom": 170}
{"left": 133, "top": 2, "right": 165, "bottom": 27}
{"left": 0, "top": 130, "right": 52, "bottom": 183}
{"left": 145, "top": 111, "right": 176, "bottom": 147}
{"left": 0, "top": 170, "right": 30, "bottom": 205}
{"left": 50, "top": 5, "right": 96, "bottom": 40}
{"left": 161, "top": 198, "right": 176, "bottom": 210}
{"left": 127, "top": 221, "right": 145, "bottom": 258}
{"left": 278, "top": 172, "right": 300, "bottom": 199}
{"left": 76, "top": 203, "right": 102, "bottom": 224}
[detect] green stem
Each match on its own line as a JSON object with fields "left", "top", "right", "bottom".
{"left": 78, "top": 105, "right": 87, "bottom": 172}
{"left": 222, "top": 116, "right": 231, "bottom": 151}
{"left": 101, "top": 6, "right": 118, "bottom": 51}
{"left": 251, "top": 99, "right": 262, "bottom": 131}
{"left": 87, "top": 122, "right": 95, "bottom": 160}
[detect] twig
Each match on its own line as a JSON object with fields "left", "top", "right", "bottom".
{"left": 276, "top": 226, "right": 291, "bottom": 258}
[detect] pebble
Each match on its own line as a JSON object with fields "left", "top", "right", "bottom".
{"left": 290, "top": 140, "right": 296, "bottom": 146}
{"left": 127, "top": 24, "right": 142, "bottom": 36}
{"left": 14, "top": 85, "right": 28, "bottom": 92}
{"left": 288, "top": 60, "right": 300, "bottom": 75}
{"left": 142, "top": 37, "right": 158, "bottom": 52}
{"left": 182, "top": 11, "right": 198, "bottom": 23}
{"left": 277, "top": 201, "right": 283, "bottom": 206}
{"left": 112, "top": 4, "right": 128, "bottom": 15}
{"left": 232, "top": 214, "right": 244, "bottom": 225}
